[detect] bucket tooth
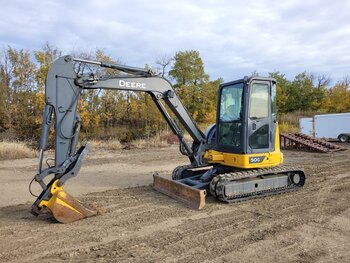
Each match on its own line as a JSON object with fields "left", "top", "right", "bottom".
{"left": 153, "top": 174, "right": 206, "bottom": 209}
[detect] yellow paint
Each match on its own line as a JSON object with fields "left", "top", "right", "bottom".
{"left": 204, "top": 124, "right": 283, "bottom": 169}
{"left": 39, "top": 179, "right": 82, "bottom": 215}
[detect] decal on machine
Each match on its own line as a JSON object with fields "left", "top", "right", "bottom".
{"left": 119, "top": 80, "right": 146, "bottom": 89}
{"left": 249, "top": 156, "right": 266, "bottom": 164}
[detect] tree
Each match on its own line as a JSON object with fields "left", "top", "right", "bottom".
{"left": 4, "top": 42, "right": 350, "bottom": 142}
{"left": 168, "top": 50, "right": 214, "bottom": 122}
{"left": 269, "top": 71, "right": 289, "bottom": 113}
{"left": 0, "top": 49, "right": 13, "bottom": 131}
{"left": 316, "top": 74, "right": 331, "bottom": 89}
{"left": 197, "top": 79, "right": 222, "bottom": 123}
{"left": 340, "top": 76, "right": 350, "bottom": 89}
{"left": 323, "top": 82, "right": 350, "bottom": 113}
{"left": 275, "top": 72, "right": 326, "bottom": 113}
{"left": 155, "top": 55, "right": 172, "bottom": 77}
{"left": 34, "top": 42, "right": 61, "bottom": 90}
{"left": 250, "top": 70, "right": 259, "bottom": 77}
{"left": 169, "top": 50, "right": 209, "bottom": 86}
{"left": 8, "top": 47, "right": 37, "bottom": 93}
{"left": 0, "top": 47, "right": 40, "bottom": 138}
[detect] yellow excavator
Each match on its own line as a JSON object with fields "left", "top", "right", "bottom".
{"left": 30, "top": 55, "right": 305, "bottom": 223}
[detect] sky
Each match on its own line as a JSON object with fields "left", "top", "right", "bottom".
{"left": 0, "top": 0, "right": 349, "bottom": 83}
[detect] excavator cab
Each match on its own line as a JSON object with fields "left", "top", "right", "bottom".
{"left": 205, "top": 77, "right": 283, "bottom": 169}
{"left": 219, "top": 79, "right": 271, "bottom": 151}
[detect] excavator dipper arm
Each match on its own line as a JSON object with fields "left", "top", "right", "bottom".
{"left": 31, "top": 55, "right": 208, "bottom": 222}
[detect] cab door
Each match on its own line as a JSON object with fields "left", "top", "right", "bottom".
{"left": 247, "top": 80, "right": 273, "bottom": 153}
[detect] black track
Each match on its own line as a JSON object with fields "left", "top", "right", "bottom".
{"left": 210, "top": 166, "right": 306, "bottom": 203}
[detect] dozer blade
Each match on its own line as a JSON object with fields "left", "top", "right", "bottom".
{"left": 153, "top": 174, "right": 206, "bottom": 209}
{"left": 37, "top": 180, "right": 97, "bottom": 223}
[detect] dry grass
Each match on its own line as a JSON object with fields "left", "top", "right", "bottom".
{"left": 130, "top": 135, "right": 169, "bottom": 149}
{"left": 278, "top": 111, "right": 314, "bottom": 133}
{"left": 89, "top": 139, "right": 124, "bottom": 151}
{"left": 0, "top": 141, "right": 37, "bottom": 160}
{"left": 278, "top": 122, "right": 300, "bottom": 133}
{"left": 89, "top": 137, "right": 169, "bottom": 151}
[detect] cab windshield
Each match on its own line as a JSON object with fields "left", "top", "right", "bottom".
{"left": 218, "top": 83, "right": 243, "bottom": 146}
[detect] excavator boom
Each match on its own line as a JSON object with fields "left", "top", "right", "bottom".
{"left": 31, "top": 55, "right": 208, "bottom": 222}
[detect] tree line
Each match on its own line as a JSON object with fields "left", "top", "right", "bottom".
{"left": 0, "top": 43, "right": 349, "bottom": 142}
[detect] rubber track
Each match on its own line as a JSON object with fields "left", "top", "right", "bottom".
{"left": 210, "top": 166, "right": 306, "bottom": 203}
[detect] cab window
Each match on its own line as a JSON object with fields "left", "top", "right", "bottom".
{"left": 218, "top": 83, "right": 243, "bottom": 146}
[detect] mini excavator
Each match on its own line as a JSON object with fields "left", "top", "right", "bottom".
{"left": 31, "top": 55, "right": 305, "bottom": 223}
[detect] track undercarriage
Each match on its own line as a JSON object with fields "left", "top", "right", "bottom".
{"left": 153, "top": 165, "right": 305, "bottom": 208}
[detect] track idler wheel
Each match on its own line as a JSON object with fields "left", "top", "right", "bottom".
{"left": 289, "top": 171, "right": 306, "bottom": 187}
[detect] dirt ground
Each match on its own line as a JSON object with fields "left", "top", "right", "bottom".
{"left": 0, "top": 144, "right": 349, "bottom": 263}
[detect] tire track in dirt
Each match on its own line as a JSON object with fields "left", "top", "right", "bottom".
{"left": 37, "top": 174, "right": 350, "bottom": 262}
{"left": 1, "top": 147, "right": 350, "bottom": 262}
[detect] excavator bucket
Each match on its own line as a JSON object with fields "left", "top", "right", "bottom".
{"left": 153, "top": 174, "right": 206, "bottom": 209}
{"left": 38, "top": 180, "right": 97, "bottom": 223}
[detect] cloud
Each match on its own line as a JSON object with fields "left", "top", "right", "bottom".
{"left": 0, "top": 0, "right": 349, "bottom": 82}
